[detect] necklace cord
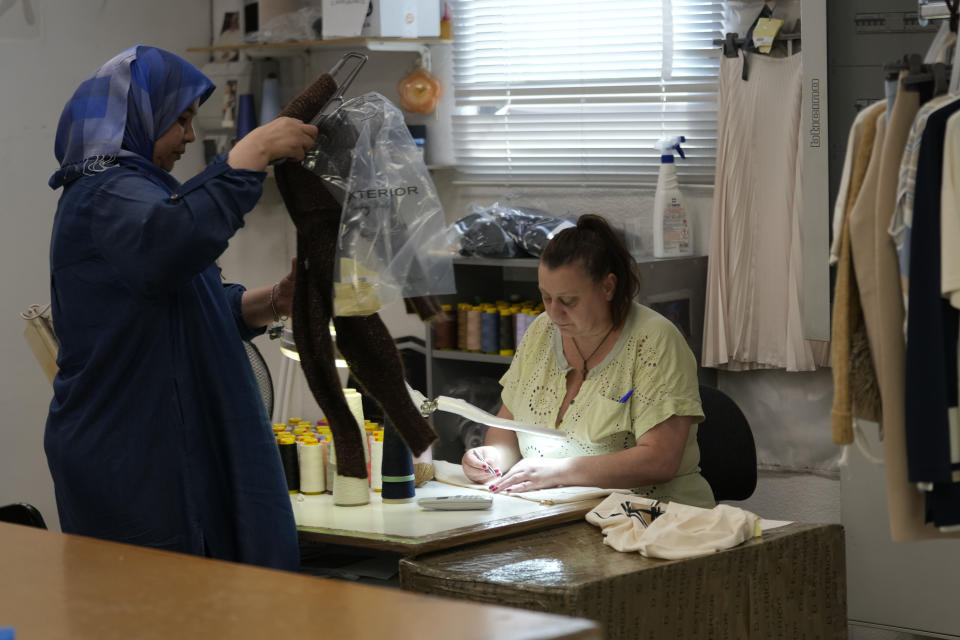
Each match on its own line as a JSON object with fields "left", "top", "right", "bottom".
{"left": 572, "top": 324, "right": 616, "bottom": 378}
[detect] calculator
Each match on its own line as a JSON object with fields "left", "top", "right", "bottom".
{"left": 417, "top": 495, "right": 494, "bottom": 510}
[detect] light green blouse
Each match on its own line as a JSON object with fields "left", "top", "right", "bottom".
{"left": 499, "top": 302, "right": 715, "bottom": 508}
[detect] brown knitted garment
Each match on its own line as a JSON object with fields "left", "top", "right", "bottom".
{"left": 274, "top": 74, "right": 437, "bottom": 478}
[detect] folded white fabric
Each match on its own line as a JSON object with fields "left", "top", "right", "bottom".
{"left": 585, "top": 493, "right": 761, "bottom": 560}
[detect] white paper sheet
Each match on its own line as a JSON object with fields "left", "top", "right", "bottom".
{"left": 406, "top": 383, "right": 565, "bottom": 439}
{"left": 434, "top": 396, "right": 566, "bottom": 439}
{"left": 432, "top": 460, "right": 623, "bottom": 505}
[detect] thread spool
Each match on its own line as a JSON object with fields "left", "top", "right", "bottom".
{"left": 457, "top": 303, "right": 469, "bottom": 350}
{"left": 516, "top": 310, "right": 534, "bottom": 345}
{"left": 514, "top": 310, "right": 524, "bottom": 349}
{"left": 325, "top": 435, "right": 337, "bottom": 491}
{"left": 434, "top": 304, "right": 456, "bottom": 349}
{"left": 277, "top": 436, "right": 299, "bottom": 494}
{"left": 259, "top": 74, "right": 281, "bottom": 125}
{"left": 343, "top": 388, "right": 369, "bottom": 463}
{"left": 380, "top": 418, "right": 416, "bottom": 503}
{"left": 366, "top": 433, "right": 372, "bottom": 483}
{"left": 320, "top": 440, "right": 329, "bottom": 491}
{"left": 499, "top": 310, "right": 515, "bottom": 356}
{"left": 333, "top": 474, "right": 370, "bottom": 506}
{"left": 298, "top": 440, "right": 325, "bottom": 494}
{"left": 236, "top": 93, "right": 257, "bottom": 140}
{"left": 481, "top": 307, "right": 499, "bottom": 353}
{"left": 370, "top": 437, "right": 383, "bottom": 491}
{"left": 466, "top": 306, "right": 483, "bottom": 352}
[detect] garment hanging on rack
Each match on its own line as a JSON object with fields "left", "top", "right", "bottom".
{"left": 941, "top": 112, "right": 960, "bottom": 309}
{"left": 890, "top": 93, "right": 958, "bottom": 327}
{"left": 830, "top": 58, "right": 960, "bottom": 539}
{"left": 830, "top": 101, "right": 886, "bottom": 446}
{"left": 903, "top": 97, "right": 960, "bottom": 528}
{"left": 703, "top": 49, "right": 827, "bottom": 372}
{"left": 830, "top": 102, "right": 886, "bottom": 267}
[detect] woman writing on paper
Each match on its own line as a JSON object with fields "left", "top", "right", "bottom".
{"left": 45, "top": 45, "right": 317, "bottom": 570}
{"left": 462, "top": 215, "right": 714, "bottom": 508}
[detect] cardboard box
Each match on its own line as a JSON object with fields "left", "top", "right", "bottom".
{"left": 400, "top": 521, "right": 847, "bottom": 640}
{"left": 361, "top": 0, "right": 440, "bottom": 38}
{"left": 416, "top": 0, "right": 440, "bottom": 37}
{"left": 362, "top": 0, "right": 417, "bottom": 38}
{"left": 322, "top": 0, "right": 367, "bottom": 39}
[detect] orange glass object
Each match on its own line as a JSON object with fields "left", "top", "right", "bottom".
{"left": 397, "top": 67, "right": 442, "bottom": 114}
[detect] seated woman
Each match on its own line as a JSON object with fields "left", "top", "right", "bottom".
{"left": 462, "top": 214, "right": 714, "bottom": 508}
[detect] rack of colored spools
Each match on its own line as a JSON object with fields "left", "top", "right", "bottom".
{"left": 273, "top": 386, "right": 386, "bottom": 496}
{"left": 432, "top": 300, "right": 544, "bottom": 356}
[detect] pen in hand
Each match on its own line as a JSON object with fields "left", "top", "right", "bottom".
{"left": 472, "top": 449, "right": 501, "bottom": 478}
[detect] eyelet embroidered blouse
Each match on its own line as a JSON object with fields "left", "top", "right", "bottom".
{"left": 499, "top": 302, "right": 715, "bottom": 508}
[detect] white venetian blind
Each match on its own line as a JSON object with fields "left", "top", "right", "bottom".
{"left": 452, "top": 0, "right": 723, "bottom": 185}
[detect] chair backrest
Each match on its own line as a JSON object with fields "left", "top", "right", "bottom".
{"left": 696, "top": 385, "right": 757, "bottom": 502}
{"left": 243, "top": 340, "right": 274, "bottom": 418}
{"left": 0, "top": 503, "right": 47, "bottom": 529}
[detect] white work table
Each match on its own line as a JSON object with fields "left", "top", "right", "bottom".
{"left": 293, "top": 481, "right": 600, "bottom": 556}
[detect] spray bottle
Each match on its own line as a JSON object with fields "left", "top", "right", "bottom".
{"left": 652, "top": 135, "right": 693, "bottom": 258}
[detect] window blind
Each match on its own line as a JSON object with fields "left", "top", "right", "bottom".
{"left": 452, "top": 0, "right": 723, "bottom": 185}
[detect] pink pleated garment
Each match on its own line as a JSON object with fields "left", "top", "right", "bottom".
{"left": 703, "top": 50, "right": 829, "bottom": 372}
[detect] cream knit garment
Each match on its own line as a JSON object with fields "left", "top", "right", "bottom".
{"left": 586, "top": 492, "right": 759, "bottom": 560}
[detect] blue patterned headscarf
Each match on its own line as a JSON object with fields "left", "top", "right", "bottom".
{"left": 50, "top": 45, "right": 215, "bottom": 189}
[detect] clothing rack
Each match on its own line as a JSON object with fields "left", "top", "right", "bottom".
{"left": 884, "top": 52, "right": 954, "bottom": 96}
{"left": 712, "top": 31, "right": 802, "bottom": 59}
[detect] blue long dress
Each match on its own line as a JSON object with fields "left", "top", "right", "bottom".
{"left": 45, "top": 44, "right": 298, "bottom": 570}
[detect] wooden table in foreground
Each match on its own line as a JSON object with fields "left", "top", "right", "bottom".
{"left": 401, "top": 521, "right": 848, "bottom": 640}
{"left": 293, "top": 480, "right": 601, "bottom": 556}
{"left": 0, "top": 522, "right": 600, "bottom": 640}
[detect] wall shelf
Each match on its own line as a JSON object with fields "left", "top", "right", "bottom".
{"left": 187, "top": 37, "right": 452, "bottom": 59}
{"left": 431, "top": 350, "right": 512, "bottom": 365}
{"left": 452, "top": 257, "right": 540, "bottom": 269}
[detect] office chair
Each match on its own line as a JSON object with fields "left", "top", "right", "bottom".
{"left": 243, "top": 339, "right": 274, "bottom": 419}
{"left": 0, "top": 503, "right": 47, "bottom": 529}
{"left": 696, "top": 385, "right": 757, "bottom": 502}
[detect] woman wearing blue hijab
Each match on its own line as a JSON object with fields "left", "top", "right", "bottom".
{"left": 46, "top": 45, "right": 317, "bottom": 570}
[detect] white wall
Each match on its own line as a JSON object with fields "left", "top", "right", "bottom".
{"left": 0, "top": 0, "right": 211, "bottom": 529}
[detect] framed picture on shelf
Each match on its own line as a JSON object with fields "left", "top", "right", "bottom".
{"left": 220, "top": 79, "right": 238, "bottom": 129}
{"left": 214, "top": 11, "right": 242, "bottom": 61}
{"left": 212, "top": 0, "right": 244, "bottom": 61}
{"left": 196, "top": 60, "right": 251, "bottom": 137}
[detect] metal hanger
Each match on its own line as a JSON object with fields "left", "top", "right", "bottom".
{"left": 308, "top": 51, "right": 368, "bottom": 127}
{"left": 273, "top": 51, "right": 367, "bottom": 167}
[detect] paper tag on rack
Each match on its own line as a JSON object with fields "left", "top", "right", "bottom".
{"left": 752, "top": 17, "right": 784, "bottom": 54}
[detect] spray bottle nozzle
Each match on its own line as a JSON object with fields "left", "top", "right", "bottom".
{"left": 655, "top": 135, "right": 686, "bottom": 159}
